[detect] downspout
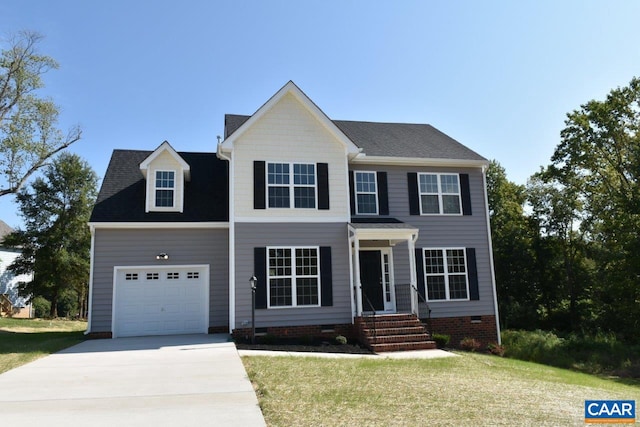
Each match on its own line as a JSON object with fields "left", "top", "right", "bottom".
{"left": 217, "top": 139, "right": 235, "bottom": 335}
{"left": 482, "top": 165, "right": 502, "bottom": 344}
{"left": 84, "top": 224, "right": 95, "bottom": 335}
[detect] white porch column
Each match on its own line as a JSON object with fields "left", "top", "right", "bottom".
{"left": 353, "top": 236, "right": 363, "bottom": 316}
{"left": 408, "top": 236, "right": 417, "bottom": 315}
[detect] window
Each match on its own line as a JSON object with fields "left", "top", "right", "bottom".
{"left": 187, "top": 272, "right": 200, "bottom": 279}
{"left": 267, "top": 247, "right": 320, "bottom": 307}
{"left": 125, "top": 273, "right": 138, "bottom": 281}
{"left": 423, "top": 248, "right": 468, "bottom": 300}
{"left": 355, "top": 171, "right": 378, "bottom": 214}
{"left": 155, "top": 170, "right": 175, "bottom": 208}
{"left": 146, "top": 272, "right": 159, "bottom": 280}
{"left": 167, "top": 272, "right": 180, "bottom": 280}
{"left": 267, "top": 162, "right": 316, "bottom": 208}
{"left": 418, "top": 173, "right": 461, "bottom": 215}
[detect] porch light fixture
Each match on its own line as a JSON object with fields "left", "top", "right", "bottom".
{"left": 156, "top": 253, "right": 169, "bottom": 260}
{"left": 250, "top": 275, "right": 257, "bottom": 344}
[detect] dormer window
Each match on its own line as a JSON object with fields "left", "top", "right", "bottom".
{"left": 155, "top": 171, "right": 176, "bottom": 208}
{"left": 140, "top": 141, "right": 191, "bottom": 213}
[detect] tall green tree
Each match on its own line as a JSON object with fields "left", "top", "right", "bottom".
{"left": 3, "top": 153, "right": 97, "bottom": 317}
{"left": 486, "top": 160, "right": 538, "bottom": 329}
{"left": 527, "top": 169, "right": 594, "bottom": 331}
{"left": 551, "top": 76, "right": 640, "bottom": 339}
{"left": 0, "top": 31, "right": 81, "bottom": 196}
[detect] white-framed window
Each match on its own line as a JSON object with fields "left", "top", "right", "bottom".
{"left": 154, "top": 170, "right": 176, "bottom": 208}
{"left": 267, "top": 162, "right": 316, "bottom": 209}
{"left": 125, "top": 273, "right": 138, "bottom": 281}
{"left": 418, "top": 173, "right": 461, "bottom": 215}
{"left": 167, "top": 272, "right": 180, "bottom": 280}
{"left": 267, "top": 246, "right": 320, "bottom": 308}
{"left": 146, "top": 272, "right": 159, "bottom": 281}
{"left": 355, "top": 171, "right": 378, "bottom": 214}
{"left": 423, "top": 248, "right": 469, "bottom": 301}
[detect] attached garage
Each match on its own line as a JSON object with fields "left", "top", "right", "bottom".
{"left": 112, "top": 265, "right": 209, "bottom": 338}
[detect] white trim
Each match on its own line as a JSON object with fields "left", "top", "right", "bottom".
{"left": 234, "top": 216, "right": 346, "bottom": 223}
{"left": 353, "top": 171, "right": 379, "bottom": 215}
{"left": 152, "top": 169, "right": 177, "bottom": 211}
{"left": 227, "top": 153, "right": 236, "bottom": 333}
{"left": 89, "top": 222, "right": 230, "bottom": 229}
{"left": 220, "top": 81, "right": 361, "bottom": 156}
{"left": 266, "top": 246, "right": 321, "bottom": 309}
{"left": 266, "top": 161, "right": 318, "bottom": 210}
{"left": 111, "top": 264, "right": 209, "bottom": 338}
{"left": 85, "top": 226, "right": 95, "bottom": 335}
{"left": 421, "top": 247, "right": 471, "bottom": 302}
{"left": 351, "top": 155, "right": 488, "bottom": 168}
{"left": 358, "top": 247, "right": 396, "bottom": 313}
{"left": 482, "top": 167, "right": 502, "bottom": 344}
{"left": 417, "top": 173, "right": 463, "bottom": 216}
{"left": 139, "top": 141, "right": 191, "bottom": 180}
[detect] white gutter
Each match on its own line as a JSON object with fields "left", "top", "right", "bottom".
{"left": 217, "top": 143, "right": 235, "bottom": 334}
{"left": 482, "top": 165, "right": 502, "bottom": 344}
{"left": 84, "top": 225, "right": 95, "bottom": 335}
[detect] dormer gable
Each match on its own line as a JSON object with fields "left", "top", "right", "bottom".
{"left": 139, "top": 141, "right": 191, "bottom": 213}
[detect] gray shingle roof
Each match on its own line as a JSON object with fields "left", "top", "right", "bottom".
{"left": 90, "top": 150, "right": 228, "bottom": 223}
{"left": 224, "top": 114, "right": 486, "bottom": 161}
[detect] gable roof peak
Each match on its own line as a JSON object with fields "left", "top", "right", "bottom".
{"left": 139, "top": 140, "right": 191, "bottom": 181}
{"left": 219, "top": 81, "right": 361, "bottom": 156}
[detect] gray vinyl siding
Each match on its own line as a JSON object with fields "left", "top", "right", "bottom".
{"left": 234, "top": 223, "right": 351, "bottom": 329}
{"left": 90, "top": 228, "right": 229, "bottom": 332}
{"left": 351, "top": 164, "right": 496, "bottom": 318}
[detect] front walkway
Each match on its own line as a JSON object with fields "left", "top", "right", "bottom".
{"left": 0, "top": 334, "right": 266, "bottom": 427}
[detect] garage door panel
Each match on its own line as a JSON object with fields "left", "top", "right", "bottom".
{"left": 114, "top": 266, "right": 208, "bottom": 338}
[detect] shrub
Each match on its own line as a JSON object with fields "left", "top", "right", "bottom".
{"left": 432, "top": 333, "right": 450, "bottom": 348}
{"left": 258, "top": 333, "right": 278, "bottom": 345}
{"left": 460, "top": 337, "right": 482, "bottom": 352}
{"left": 300, "top": 335, "right": 315, "bottom": 345}
{"left": 335, "top": 335, "right": 348, "bottom": 345}
{"left": 31, "top": 296, "right": 51, "bottom": 318}
{"left": 487, "top": 342, "right": 505, "bottom": 357}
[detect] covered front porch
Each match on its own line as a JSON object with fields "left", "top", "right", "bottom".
{"left": 348, "top": 221, "right": 427, "bottom": 319}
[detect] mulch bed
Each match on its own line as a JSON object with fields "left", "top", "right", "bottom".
{"left": 235, "top": 338, "right": 374, "bottom": 354}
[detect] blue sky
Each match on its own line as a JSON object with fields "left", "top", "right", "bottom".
{"left": 2, "top": 1, "right": 639, "bottom": 228}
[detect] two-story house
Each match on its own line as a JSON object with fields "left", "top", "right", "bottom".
{"left": 87, "top": 81, "right": 500, "bottom": 349}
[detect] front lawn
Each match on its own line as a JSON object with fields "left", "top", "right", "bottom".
{"left": 0, "top": 318, "right": 86, "bottom": 374}
{"left": 243, "top": 352, "right": 640, "bottom": 426}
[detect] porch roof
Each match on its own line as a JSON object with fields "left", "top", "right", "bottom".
{"left": 348, "top": 221, "right": 419, "bottom": 245}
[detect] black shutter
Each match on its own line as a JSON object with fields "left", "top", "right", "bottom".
{"left": 377, "top": 171, "right": 389, "bottom": 215}
{"left": 317, "top": 163, "right": 330, "bottom": 210}
{"left": 415, "top": 248, "right": 426, "bottom": 300}
{"left": 466, "top": 248, "right": 479, "bottom": 300}
{"left": 320, "top": 246, "right": 333, "bottom": 306}
{"left": 348, "top": 171, "right": 356, "bottom": 215}
{"left": 408, "top": 172, "right": 420, "bottom": 215}
{"left": 253, "top": 161, "right": 266, "bottom": 210}
{"left": 460, "top": 173, "right": 472, "bottom": 216}
{"left": 254, "top": 247, "right": 267, "bottom": 308}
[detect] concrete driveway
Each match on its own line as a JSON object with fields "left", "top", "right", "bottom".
{"left": 0, "top": 334, "right": 266, "bottom": 426}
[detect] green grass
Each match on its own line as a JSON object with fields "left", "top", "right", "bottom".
{"left": 0, "top": 318, "right": 87, "bottom": 374}
{"left": 243, "top": 353, "right": 640, "bottom": 426}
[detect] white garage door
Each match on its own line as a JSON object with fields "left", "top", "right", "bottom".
{"left": 113, "top": 266, "right": 208, "bottom": 338}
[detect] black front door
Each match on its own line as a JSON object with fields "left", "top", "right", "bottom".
{"left": 359, "top": 251, "right": 384, "bottom": 311}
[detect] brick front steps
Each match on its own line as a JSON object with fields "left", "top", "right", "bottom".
{"left": 355, "top": 313, "right": 437, "bottom": 353}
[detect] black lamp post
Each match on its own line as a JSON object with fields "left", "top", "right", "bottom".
{"left": 250, "top": 275, "right": 257, "bottom": 344}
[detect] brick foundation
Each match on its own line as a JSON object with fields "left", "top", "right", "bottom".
{"left": 208, "top": 326, "right": 229, "bottom": 334}
{"left": 232, "top": 323, "right": 356, "bottom": 341}
{"left": 427, "top": 315, "right": 499, "bottom": 348}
